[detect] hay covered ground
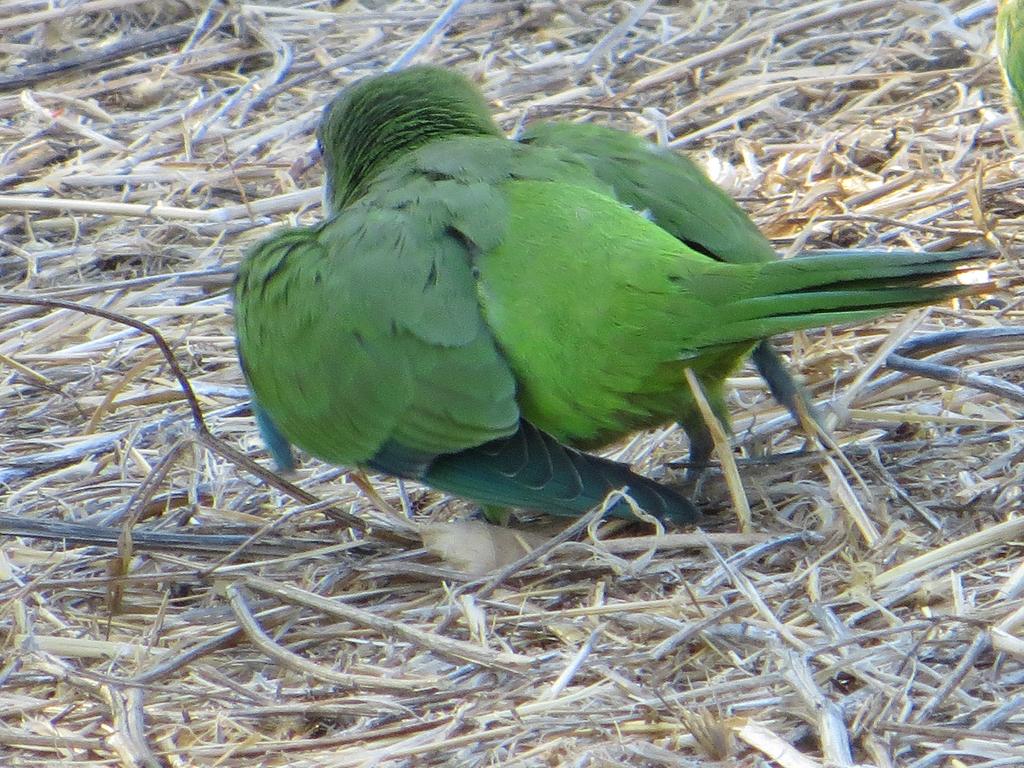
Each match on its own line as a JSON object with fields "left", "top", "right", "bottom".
{"left": 1, "top": 0, "right": 1023, "bottom": 765}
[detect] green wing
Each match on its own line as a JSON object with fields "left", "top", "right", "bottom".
{"left": 519, "top": 121, "right": 775, "bottom": 264}
{"left": 425, "top": 421, "right": 698, "bottom": 523}
{"left": 234, "top": 185, "right": 521, "bottom": 475}
{"left": 999, "top": 0, "right": 1024, "bottom": 129}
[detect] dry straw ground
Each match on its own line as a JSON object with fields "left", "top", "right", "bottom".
{"left": 1, "top": 0, "right": 1023, "bottom": 766}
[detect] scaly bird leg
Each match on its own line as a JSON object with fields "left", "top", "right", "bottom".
{"left": 750, "top": 339, "right": 822, "bottom": 434}
{"left": 682, "top": 419, "right": 715, "bottom": 484}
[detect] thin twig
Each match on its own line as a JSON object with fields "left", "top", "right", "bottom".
{"left": 0, "top": 24, "right": 196, "bottom": 92}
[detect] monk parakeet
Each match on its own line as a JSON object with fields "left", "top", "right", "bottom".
{"left": 514, "top": 120, "right": 814, "bottom": 470}
{"left": 998, "top": 0, "right": 1024, "bottom": 132}
{"left": 233, "top": 66, "right": 987, "bottom": 525}
{"left": 318, "top": 95, "right": 814, "bottom": 474}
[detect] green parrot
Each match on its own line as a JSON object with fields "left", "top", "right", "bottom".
{"left": 998, "top": 0, "right": 1024, "bottom": 132}
{"left": 514, "top": 120, "right": 813, "bottom": 471}
{"left": 233, "top": 66, "right": 988, "bottom": 526}
{"left": 316, "top": 94, "right": 814, "bottom": 475}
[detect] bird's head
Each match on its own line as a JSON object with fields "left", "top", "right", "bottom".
{"left": 317, "top": 66, "right": 503, "bottom": 210}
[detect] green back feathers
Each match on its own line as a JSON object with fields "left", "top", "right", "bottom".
{"left": 520, "top": 121, "right": 776, "bottom": 265}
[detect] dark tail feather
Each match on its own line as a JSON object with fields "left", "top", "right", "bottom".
{"left": 423, "top": 421, "right": 698, "bottom": 525}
